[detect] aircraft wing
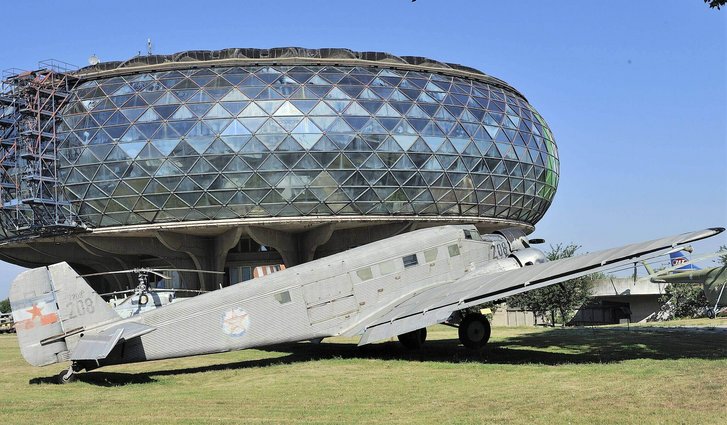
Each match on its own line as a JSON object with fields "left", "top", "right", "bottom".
{"left": 354, "top": 227, "right": 723, "bottom": 345}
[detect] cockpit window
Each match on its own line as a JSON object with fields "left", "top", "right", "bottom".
{"left": 463, "top": 229, "right": 482, "bottom": 241}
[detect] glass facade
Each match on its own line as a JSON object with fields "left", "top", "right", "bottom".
{"left": 57, "top": 65, "right": 559, "bottom": 228}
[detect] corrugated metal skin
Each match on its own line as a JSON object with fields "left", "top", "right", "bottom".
{"left": 92, "top": 225, "right": 471, "bottom": 365}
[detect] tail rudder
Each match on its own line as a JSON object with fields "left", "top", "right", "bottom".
{"left": 669, "top": 250, "right": 701, "bottom": 271}
{"left": 10, "top": 262, "right": 119, "bottom": 366}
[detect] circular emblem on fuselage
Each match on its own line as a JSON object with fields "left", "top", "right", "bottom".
{"left": 222, "top": 308, "right": 250, "bottom": 337}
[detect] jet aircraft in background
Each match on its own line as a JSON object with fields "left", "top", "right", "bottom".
{"left": 646, "top": 248, "right": 727, "bottom": 318}
{"left": 8, "top": 225, "right": 723, "bottom": 383}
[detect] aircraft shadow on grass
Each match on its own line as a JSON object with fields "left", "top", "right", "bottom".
{"left": 28, "top": 326, "right": 727, "bottom": 387}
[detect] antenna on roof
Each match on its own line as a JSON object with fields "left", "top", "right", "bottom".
{"left": 147, "top": 38, "right": 153, "bottom": 56}
{"left": 88, "top": 54, "right": 100, "bottom": 66}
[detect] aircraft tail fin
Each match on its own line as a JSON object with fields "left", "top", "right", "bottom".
{"left": 10, "top": 262, "right": 120, "bottom": 367}
{"left": 669, "top": 250, "right": 701, "bottom": 271}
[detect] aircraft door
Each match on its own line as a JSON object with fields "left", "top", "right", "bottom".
{"left": 301, "top": 271, "right": 358, "bottom": 325}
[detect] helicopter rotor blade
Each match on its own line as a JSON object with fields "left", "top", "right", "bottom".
{"left": 99, "top": 289, "right": 136, "bottom": 297}
{"left": 78, "top": 269, "right": 139, "bottom": 278}
{"left": 151, "top": 268, "right": 225, "bottom": 275}
{"left": 146, "top": 270, "right": 172, "bottom": 280}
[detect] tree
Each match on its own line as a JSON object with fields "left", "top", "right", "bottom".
{"left": 506, "top": 243, "right": 596, "bottom": 326}
{"left": 705, "top": 0, "right": 726, "bottom": 10}
{"left": 717, "top": 245, "right": 727, "bottom": 266}
{"left": 0, "top": 298, "right": 9, "bottom": 314}
{"left": 659, "top": 283, "right": 707, "bottom": 318}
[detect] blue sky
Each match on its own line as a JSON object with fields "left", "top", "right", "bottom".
{"left": 0, "top": 1, "right": 724, "bottom": 297}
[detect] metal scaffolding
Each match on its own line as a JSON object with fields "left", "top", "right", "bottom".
{"left": 0, "top": 60, "right": 82, "bottom": 240}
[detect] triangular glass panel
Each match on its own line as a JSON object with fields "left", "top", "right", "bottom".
{"left": 361, "top": 118, "right": 387, "bottom": 134}
{"left": 310, "top": 136, "right": 337, "bottom": 152}
{"left": 239, "top": 117, "right": 268, "bottom": 132}
{"left": 273, "top": 101, "right": 302, "bottom": 116}
{"left": 239, "top": 102, "right": 268, "bottom": 117}
{"left": 221, "top": 120, "right": 251, "bottom": 137}
{"left": 274, "top": 115, "right": 303, "bottom": 132}
{"left": 205, "top": 103, "right": 232, "bottom": 119}
{"left": 327, "top": 118, "right": 353, "bottom": 133}
{"left": 324, "top": 100, "right": 350, "bottom": 114}
{"left": 206, "top": 119, "right": 233, "bottom": 134}
{"left": 205, "top": 138, "right": 235, "bottom": 155}
{"left": 256, "top": 118, "right": 285, "bottom": 135}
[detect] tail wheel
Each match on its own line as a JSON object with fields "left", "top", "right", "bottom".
{"left": 397, "top": 328, "right": 427, "bottom": 350}
{"left": 458, "top": 313, "right": 491, "bottom": 349}
{"left": 56, "top": 369, "right": 78, "bottom": 385}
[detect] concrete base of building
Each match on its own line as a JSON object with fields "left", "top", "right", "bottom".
{"left": 0, "top": 216, "right": 532, "bottom": 294}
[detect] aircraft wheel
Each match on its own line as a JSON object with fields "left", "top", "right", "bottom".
{"left": 397, "top": 328, "right": 427, "bottom": 350}
{"left": 707, "top": 308, "right": 716, "bottom": 319}
{"left": 56, "top": 369, "right": 77, "bottom": 385}
{"left": 458, "top": 313, "right": 491, "bottom": 349}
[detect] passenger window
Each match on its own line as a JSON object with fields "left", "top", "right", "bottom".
{"left": 464, "top": 230, "right": 472, "bottom": 240}
{"left": 448, "top": 244, "right": 460, "bottom": 257}
{"left": 424, "top": 247, "right": 438, "bottom": 263}
{"left": 402, "top": 254, "right": 418, "bottom": 268}
{"left": 356, "top": 267, "right": 373, "bottom": 281}
{"left": 378, "top": 260, "right": 395, "bottom": 275}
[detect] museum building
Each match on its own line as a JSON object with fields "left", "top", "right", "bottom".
{"left": 0, "top": 48, "right": 559, "bottom": 292}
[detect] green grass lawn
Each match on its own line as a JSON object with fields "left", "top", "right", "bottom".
{"left": 1, "top": 319, "right": 726, "bottom": 424}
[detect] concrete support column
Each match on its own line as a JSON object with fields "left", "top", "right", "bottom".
{"left": 247, "top": 224, "right": 335, "bottom": 267}
{"left": 300, "top": 224, "right": 335, "bottom": 263}
{"left": 156, "top": 228, "right": 243, "bottom": 291}
{"left": 213, "top": 227, "right": 244, "bottom": 275}
{"left": 247, "top": 226, "right": 299, "bottom": 266}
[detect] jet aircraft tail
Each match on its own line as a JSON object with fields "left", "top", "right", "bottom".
{"left": 9, "top": 262, "right": 120, "bottom": 367}
{"left": 669, "top": 250, "right": 701, "bottom": 271}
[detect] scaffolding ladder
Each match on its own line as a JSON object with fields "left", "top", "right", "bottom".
{"left": 0, "top": 60, "right": 82, "bottom": 240}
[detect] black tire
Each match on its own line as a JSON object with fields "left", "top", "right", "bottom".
{"left": 397, "top": 328, "right": 427, "bottom": 350}
{"left": 707, "top": 308, "right": 716, "bottom": 319}
{"left": 458, "top": 313, "right": 491, "bottom": 349}
{"left": 56, "top": 370, "right": 77, "bottom": 385}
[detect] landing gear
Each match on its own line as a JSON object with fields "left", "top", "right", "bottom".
{"left": 707, "top": 308, "right": 716, "bottom": 319}
{"left": 458, "top": 313, "right": 491, "bottom": 349}
{"left": 56, "top": 363, "right": 80, "bottom": 385}
{"left": 397, "top": 328, "right": 427, "bottom": 349}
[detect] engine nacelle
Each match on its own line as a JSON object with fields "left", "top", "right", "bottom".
{"left": 495, "top": 228, "right": 530, "bottom": 252}
{"left": 510, "top": 248, "right": 548, "bottom": 267}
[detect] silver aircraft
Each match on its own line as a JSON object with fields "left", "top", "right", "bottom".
{"left": 8, "top": 225, "right": 723, "bottom": 383}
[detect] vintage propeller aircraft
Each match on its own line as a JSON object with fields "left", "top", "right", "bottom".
{"left": 8, "top": 224, "right": 724, "bottom": 383}
{"left": 644, "top": 248, "right": 727, "bottom": 318}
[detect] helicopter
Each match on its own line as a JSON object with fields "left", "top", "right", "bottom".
{"left": 85, "top": 268, "right": 223, "bottom": 319}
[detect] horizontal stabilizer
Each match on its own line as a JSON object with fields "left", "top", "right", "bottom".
{"left": 70, "top": 322, "right": 155, "bottom": 361}
{"left": 70, "top": 329, "right": 123, "bottom": 361}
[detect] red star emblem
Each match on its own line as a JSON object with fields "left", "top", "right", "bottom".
{"left": 26, "top": 304, "right": 43, "bottom": 320}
